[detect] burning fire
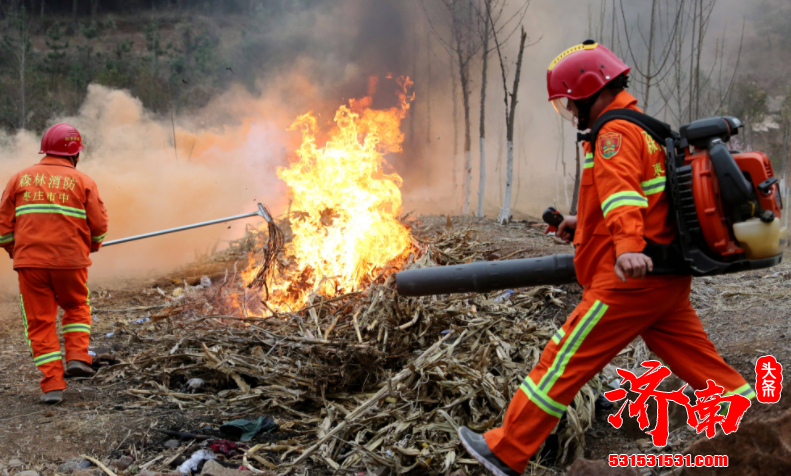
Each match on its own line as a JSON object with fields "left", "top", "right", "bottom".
{"left": 244, "top": 77, "right": 414, "bottom": 312}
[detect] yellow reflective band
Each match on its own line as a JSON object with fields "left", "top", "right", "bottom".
{"left": 16, "top": 204, "right": 86, "bottom": 219}
{"left": 19, "top": 294, "right": 32, "bottom": 354}
{"left": 91, "top": 232, "right": 108, "bottom": 242}
{"left": 548, "top": 43, "right": 599, "bottom": 71}
{"left": 62, "top": 323, "right": 91, "bottom": 333}
{"left": 34, "top": 351, "right": 62, "bottom": 366}
{"left": 584, "top": 153, "right": 594, "bottom": 169}
{"left": 538, "top": 300, "right": 609, "bottom": 393}
{"left": 0, "top": 232, "right": 13, "bottom": 244}
{"left": 551, "top": 328, "right": 566, "bottom": 345}
{"left": 519, "top": 377, "right": 567, "bottom": 418}
{"left": 601, "top": 191, "right": 648, "bottom": 217}
{"left": 641, "top": 176, "right": 666, "bottom": 195}
{"left": 724, "top": 383, "right": 756, "bottom": 400}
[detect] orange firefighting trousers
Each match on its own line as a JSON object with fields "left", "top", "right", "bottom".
{"left": 484, "top": 277, "right": 755, "bottom": 473}
{"left": 18, "top": 268, "right": 92, "bottom": 393}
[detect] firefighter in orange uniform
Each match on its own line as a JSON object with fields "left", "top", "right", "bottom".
{"left": 457, "top": 41, "right": 756, "bottom": 476}
{"left": 0, "top": 123, "right": 108, "bottom": 404}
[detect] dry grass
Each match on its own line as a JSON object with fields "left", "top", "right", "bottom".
{"left": 93, "top": 220, "right": 601, "bottom": 474}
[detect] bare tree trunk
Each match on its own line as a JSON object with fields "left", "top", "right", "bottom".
{"left": 72, "top": 0, "right": 78, "bottom": 21}
{"left": 515, "top": 117, "right": 525, "bottom": 204}
{"left": 610, "top": 0, "right": 615, "bottom": 47}
{"left": 451, "top": 49, "right": 459, "bottom": 210}
{"left": 501, "top": 141, "right": 514, "bottom": 223}
{"left": 458, "top": 2, "right": 473, "bottom": 216}
{"left": 644, "top": 0, "right": 657, "bottom": 110}
{"left": 688, "top": 0, "right": 698, "bottom": 122}
{"left": 90, "top": 0, "right": 98, "bottom": 19}
{"left": 40, "top": 0, "right": 44, "bottom": 18}
{"left": 694, "top": 0, "right": 704, "bottom": 119}
{"left": 497, "top": 28, "right": 527, "bottom": 225}
{"left": 458, "top": 49, "right": 472, "bottom": 216}
{"left": 461, "top": 62, "right": 472, "bottom": 215}
{"left": 7, "top": 8, "right": 31, "bottom": 130}
{"left": 477, "top": 139, "right": 486, "bottom": 216}
{"left": 570, "top": 142, "right": 581, "bottom": 215}
{"left": 674, "top": 13, "right": 684, "bottom": 124}
{"left": 476, "top": 5, "right": 489, "bottom": 218}
{"left": 20, "top": 49, "right": 26, "bottom": 129}
{"left": 497, "top": 116, "right": 504, "bottom": 197}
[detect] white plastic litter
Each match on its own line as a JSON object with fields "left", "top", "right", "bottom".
{"left": 105, "top": 332, "right": 115, "bottom": 338}
{"left": 493, "top": 289, "right": 514, "bottom": 303}
{"left": 88, "top": 351, "right": 96, "bottom": 357}
{"left": 178, "top": 449, "right": 215, "bottom": 475}
{"left": 200, "top": 276, "right": 212, "bottom": 287}
{"left": 186, "top": 378, "right": 205, "bottom": 390}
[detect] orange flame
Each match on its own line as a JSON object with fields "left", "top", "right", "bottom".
{"left": 244, "top": 77, "right": 414, "bottom": 312}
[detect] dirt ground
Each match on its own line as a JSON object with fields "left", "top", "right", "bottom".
{"left": 0, "top": 215, "right": 789, "bottom": 475}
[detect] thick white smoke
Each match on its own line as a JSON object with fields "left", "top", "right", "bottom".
{"left": 0, "top": 83, "right": 296, "bottom": 292}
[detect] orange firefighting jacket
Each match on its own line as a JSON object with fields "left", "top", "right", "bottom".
{"left": 574, "top": 91, "right": 680, "bottom": 289}
{"left": 0, "top": 155, "right": 109, "bottom": 269}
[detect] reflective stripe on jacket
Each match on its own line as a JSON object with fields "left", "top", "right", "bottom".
{"left": 0, "top": 155, "right": 108, "bottom": 269}
{"left": 573, "top": 91, "right": 678, "bottom": 289}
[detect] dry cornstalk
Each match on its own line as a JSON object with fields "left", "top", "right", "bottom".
{"left": 79, "top": 455, "right": 119, "bottom": 476}
{"left": 291, "top": 330, "right": 461, "bottom": 466}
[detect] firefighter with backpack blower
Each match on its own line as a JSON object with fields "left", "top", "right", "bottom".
{"left": 456, "top": 41, "right": 760, "bottom": 476}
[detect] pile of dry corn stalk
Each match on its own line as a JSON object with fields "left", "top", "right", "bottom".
{"left": 98, "top": 224, "right": 601, "bottom": 474}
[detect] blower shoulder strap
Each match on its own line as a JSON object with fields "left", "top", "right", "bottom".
{"left": 579, "top": 109, "right": 679, "bottom": 147}
{"left": 579, "top": 109, "right": 690, "bottom": 276}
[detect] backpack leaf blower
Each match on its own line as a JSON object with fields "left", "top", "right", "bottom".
{"left": 396, "top": 114, "right": 785, "bottom": 297}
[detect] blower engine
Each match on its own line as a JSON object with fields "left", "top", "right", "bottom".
{"left": 666, "top": 115, "right": 784, "bottom": 275}
{"left": 396, "top": 115, "right": 785, "bottom": 297}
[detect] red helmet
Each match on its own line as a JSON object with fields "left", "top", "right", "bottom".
{"left": 39, "top": 123, "right": 84, "bottom": 156}
{"left": 547, "top": 41, "right": 630, "bottom": 124}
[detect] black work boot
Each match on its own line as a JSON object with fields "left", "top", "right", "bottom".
{"left": 40, "top": 390, "right": 63, "bottom": 404}
{"left": 458, "top": 426, "right": 520, "bottom": 476}
{"left": 66, "top": 360, "right": 95, "bottom": 377}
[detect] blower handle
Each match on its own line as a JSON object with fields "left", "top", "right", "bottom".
{"left": 542, "top": 206, "right": 575, "bottom": 242}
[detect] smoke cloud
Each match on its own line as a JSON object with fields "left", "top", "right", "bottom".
{"left": 0, "top": 83, "right": 293, "bottom": 291}
{"left": 0, "top": 0, "right": 756, "bottom": 293}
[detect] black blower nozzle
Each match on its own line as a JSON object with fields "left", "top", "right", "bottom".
{"left": 395, "top": 253, "right": 577, "bottom": 297}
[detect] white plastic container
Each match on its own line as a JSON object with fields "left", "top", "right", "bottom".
{"left": 732, "top": 217, "right": 781, "bottom": 259}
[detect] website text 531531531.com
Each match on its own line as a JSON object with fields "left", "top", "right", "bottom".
{"left": 609, "top": 454, "right": 728, "bottom": 468}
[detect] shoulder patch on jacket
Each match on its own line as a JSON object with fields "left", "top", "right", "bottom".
{"left": 598, "top": 132, "right": 622, "bottom": 160}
